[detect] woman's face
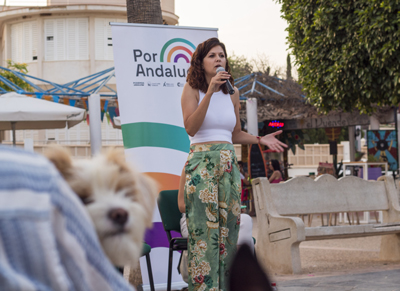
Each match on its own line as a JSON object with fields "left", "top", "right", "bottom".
{"left": 269, "top": 163, "right": 273, "bottom": 171}
{"left": 202, "top": 45, "right": 226, "bottom": 76}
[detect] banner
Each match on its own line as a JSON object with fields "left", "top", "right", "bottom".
{"left": 111, "top": 23, "right": 217, "bottom": 290}
{"left": 367, "top": 130, "right": 398, "bottom": 171}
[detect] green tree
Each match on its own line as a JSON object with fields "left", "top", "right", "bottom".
{"left": 302, "top": 127, "right": 348, "bottom": 144}
{"left": 277, "top": 0, "right": 400, "bottom": 114}
{"left": 303, "top": 128, "right": 329, "bottom": 144}
{"left": 0, "top": 60, "right": 33, "bottom": 92}
{"left": 228, "top": 53, "right": 253, "bottom": 80}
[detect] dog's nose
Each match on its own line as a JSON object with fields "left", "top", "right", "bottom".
{"left": 108, "top": 208, "right": 128, "bottom": 226}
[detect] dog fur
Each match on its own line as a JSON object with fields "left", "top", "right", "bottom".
{"left": 46, "top": 146, "right": 158, "bottom": 267}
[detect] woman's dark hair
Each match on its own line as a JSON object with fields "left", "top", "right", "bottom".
{"left": 186, "top": 37, "right": 234, "bottom": 94}
{"left": 270, "top": 160, "right": 280, "bottom": 172}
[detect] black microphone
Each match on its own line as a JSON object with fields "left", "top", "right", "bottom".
{"left": 216, "top": 67, "right": 235, "bottom": 95}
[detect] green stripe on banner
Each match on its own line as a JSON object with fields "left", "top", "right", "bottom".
{"left": 121, "top": 122, "right": 190, "bottom": 153}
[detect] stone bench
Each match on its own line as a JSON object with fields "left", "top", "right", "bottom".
{"left": 252, "top": 174, "right": 400, "bottom": 274}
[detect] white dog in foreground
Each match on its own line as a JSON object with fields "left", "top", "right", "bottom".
{"left": 46, "top": 146, "right": 158, "bottom": 267}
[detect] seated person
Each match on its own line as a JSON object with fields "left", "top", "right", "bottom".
{"left": 268, "top": 159, "right": 284, "bottom": 184}
{"left": 265, "top": 159, "right": 273, "bottom": 179}
{"left": 0, "top": 145, "right": 134, "bottom": 291}
{"left": 238, "top": 161, "right": 250, "bottom": 202}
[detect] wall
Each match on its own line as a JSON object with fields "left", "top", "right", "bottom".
{"left": 288, "top": 144, "right": 344, "bottom": 166}
{"left": 48, "top": 0, "right": 125, "bottom": 5}
{"left": 287, "top": 143, "right": 346, "bottom": 177}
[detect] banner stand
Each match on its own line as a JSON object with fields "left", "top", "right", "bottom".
{"left": 111, "top": 23, "right": 218, "bottom": 290}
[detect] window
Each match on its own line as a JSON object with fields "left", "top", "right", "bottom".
{"left": 95, "top": 18, "right": 126, "bottom": 60}
{"left": 44, "top": 18, "right": 88, "bottom": 61}
{"left": 11, "top": 21, "right": 38, "bottom": 63}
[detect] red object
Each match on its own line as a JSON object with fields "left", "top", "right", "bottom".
{"left": 219, "top": 243, "right": 225, "bottom": 255}
{"left": 195, "top": 275, "right": 204, "bottom": 284}
{"left": 263, "top": 149, "right": 278, "bottom": 153}
{"left": 268, "top": 121, "right": 284, "bottom": 128}
{"left": 241, "top": 179, "right": 249, "bottom": 201}
{"left": 236, "top": 215, "right": 240, "bottom": 225}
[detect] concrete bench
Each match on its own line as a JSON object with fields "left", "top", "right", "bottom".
{"left": 252, "top": 174, "right": 400, "bottom": 274}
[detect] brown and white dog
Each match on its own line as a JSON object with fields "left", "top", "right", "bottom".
{"left": 46, "top": 146, "right": 158, "bottom": 268}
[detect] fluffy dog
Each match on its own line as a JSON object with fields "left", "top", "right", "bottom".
{"left": 46, "top": 146, "right": 158, "bottom": 267}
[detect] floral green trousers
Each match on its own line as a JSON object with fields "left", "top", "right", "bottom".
{"left": 184, "top": 143, "right": 241, "bottom": 291}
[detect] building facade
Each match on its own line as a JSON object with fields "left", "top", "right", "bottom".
{"left": 0, "top": 0, "right": 178, "bottom": 84}
{"left": 0, "top": 0, "right": 178, "bottom": 145}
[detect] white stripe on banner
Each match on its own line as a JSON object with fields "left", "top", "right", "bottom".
{"left": 118, "top": 91, "right": 185, "bottom": 128}
{"left": 125, "top": 147, "right": 188, "bottom": 176}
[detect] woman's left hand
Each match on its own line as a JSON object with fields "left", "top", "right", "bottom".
{"left": 260, "top": 130, "right": 288, "bottom": 152}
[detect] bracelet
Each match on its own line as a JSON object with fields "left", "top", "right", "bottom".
{"left": 256, "top": 136, "right": 261, "bottom": 144}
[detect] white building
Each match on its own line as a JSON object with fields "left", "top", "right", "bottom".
{"left": 0, "top": 0, "right": 178, "bottom": 146}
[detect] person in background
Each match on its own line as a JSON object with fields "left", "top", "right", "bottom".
{"left": 279, "top": 160, "right": 286, "bottom": 180}
{"left": 238, "top": 161, "right": 250, "bottom": 202}
{"left": 0, "top": 145, "right": 134, "bottom": 291}
{"left": 268, "top": 159, "right": 284, "bottom": 184}
{"left": 265, "top": 158, "right": 273, "bottom": 179}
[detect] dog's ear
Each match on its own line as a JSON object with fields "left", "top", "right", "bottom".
{"left": 229, "top": 244, "right": 273, "bottom": 291}
{"left": 137, "top": 173, "right": 159, "bottom": 227}
{"left": 44, "top": 145, "right": 74, "bottom": 180}
{"left": 104, "top": 147, "right": 131, "bottom": 174}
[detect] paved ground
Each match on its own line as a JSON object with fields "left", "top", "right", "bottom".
{"left": 275, "top": 268, "right": 400, "bottom": 291}
{"left": 133, "top": 214, "right": 400, "bottom": 290}
{"left": 250, "top": 215, "right": 400, "bottom": 291}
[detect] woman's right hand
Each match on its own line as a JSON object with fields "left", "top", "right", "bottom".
{"left": 207, "top": 71, "right": 231, "bottom": 94}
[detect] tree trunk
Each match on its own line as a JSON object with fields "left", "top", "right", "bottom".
{"left": 126, "top": 0, "right": 163, "bottom": 24}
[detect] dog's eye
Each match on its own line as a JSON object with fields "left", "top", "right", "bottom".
{"left": 82, "top": 197, "right": 94, "bottom": 205}
{"left": 124, "top": 191, "right": 136, "bottom": 200}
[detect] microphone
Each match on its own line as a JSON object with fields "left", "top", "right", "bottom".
{"left": 216, "top": 66, "right": 235, "bottom": 95}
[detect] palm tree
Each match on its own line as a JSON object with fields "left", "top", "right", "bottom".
{"left": 126, "top": 0, "right": 163, "bottom": 24}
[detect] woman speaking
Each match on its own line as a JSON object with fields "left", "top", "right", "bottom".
{"left": 179, "top": 37, "right": 287, "bottom": 290}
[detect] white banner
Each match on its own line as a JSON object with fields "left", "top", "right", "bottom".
{"left": 111, "top": 23, "right": 217, "bottom": 290}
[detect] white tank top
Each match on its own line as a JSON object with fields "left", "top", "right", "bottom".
{"left": 189, "top": 90, "right": 236, "bottom": 144}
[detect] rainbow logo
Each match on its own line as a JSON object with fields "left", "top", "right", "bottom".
{"left": 160, "top": 38, "right": 196, "bottom": 63}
